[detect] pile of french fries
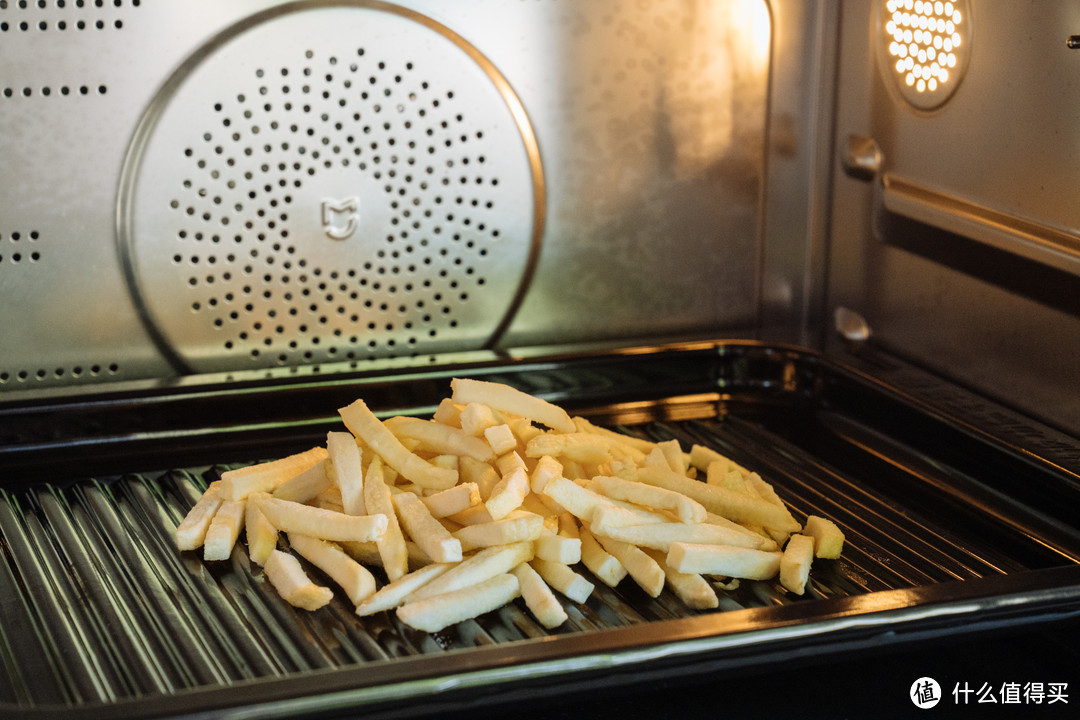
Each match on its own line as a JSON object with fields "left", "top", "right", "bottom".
{"left": 175, "top": 378, "right": 844, "bottom": 632}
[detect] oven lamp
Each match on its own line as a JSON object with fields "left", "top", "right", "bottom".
{"left": 880, "top": 0, "right": 971, "bottom": 110}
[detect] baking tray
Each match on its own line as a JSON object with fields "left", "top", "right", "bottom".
{"left": 2, "top": 341, "right": 1080, "bottom": 719}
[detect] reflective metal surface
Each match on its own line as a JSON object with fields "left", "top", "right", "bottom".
{"left": 0, "top": 0, "right": 770, "bottom": 388}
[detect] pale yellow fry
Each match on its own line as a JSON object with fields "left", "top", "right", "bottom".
{"left": 495, "top": 451, "right": 527, "bottom": 477}
{"left": 642, "top": 548, "right": 719, "bottom": 610}
{"left": 512, "top": 562, "right": 568, "bottom": 629}
{"left": 636, "top": 465, "right": 801, "bottom": 533}
{"left": 803, "top": 515, "right": 845, "bottom": 559}
{"left": 703, "top": 511, "right": 779, "bottom": 551}
{"left": 459, "top": 456, "right": 501, "bottom": 501}
{"left": 590, "top": 509, "right": 769, "bottom": 552}
{"left": 657, "top": 439, "right": 687, "bottom": 474}
{"left": 256, "top": 496, "right": 387, "bottom": 543}
{"left": 525, "top": 432, "right": 614, "bottom": 465}
{"left": 453, "top": 511, "right": 544, "bottom": 552}
{"left": 288, "top": 533, "right": 377, "bottom": 605}
{"left": 384, "top": 415, "right": 495, "bottom": 462}
{"left": 529, "top": 557, "right": 594, "bottom": 604}
{"left": 593, "top": 534, "right": 664, "bottom": 597}
{"left": 362, "top": 456, "right": 409, "bottom": 581}
{"left": 484, "top": 423, "right": 518, "bottom": 456}
{"left": 203, "top": 499, "right": 246, "bottom": 562}
{"left": 446, "top": 502, "right": 495, "bottom": 527}
{"left": 571, "top": 417, "right": 659, "bottom": 455}
{"left": 538, "top": 475, "right": 617, "bottom": 524}
{"left": 588, "top": 475, "right": 706, "bottom": 524}
{"left": 397, "top": 573, "right": 520, "bottom": 633}
{"left": 326, "top": 431, "right": 365, "bottom": 516}
{"left": 272, "top": 460, "right": 332, "bottom": 503}
{"left": 540, "top": 476, "right": 665, "bottom": 527}
{"left": 450, "top": 378, "right": 576, "bottom": 434}
{"left": 245, "top": 492, "right": 279, "bottom": 566}
{"left": 355, "top": 562, "right": 455, "bottom": 616}
{"left": 392, "top": 491, "right": 463, "bottom": 564}
{"left": 338, "top": 399, "right": 458, "bottom": 490}
{"left": 528, "top": 454, "right": 563, "bottom": 494}
{"left": 485, "top": 466, "right": 530, "bottom": 520}
{"left": 421, "top": 482, "right": 480, "bottom": 519}
{"left": 578, "top": 524, "right": 627, "bottom": 587}
{"left": 534, "top": 529, "right": 582, "bottom": 564}
{"left": 458, "top": 401, "right": 505, "bottom": 437}
{"left": 175, "top": 481, "right": 223, "bottom": 551}
{"left": 431, "top": 397, "right": 462, "bottom": 427}
{"left": 264, "top": 549, "right": 333, "bottom": 611}
{"left": 407, "top": 540, "right": 534, "bottom": 603}
{"left": 745, "top": 472, "right": 800, "bottom": 532}
{"left": 688, "top": 444, "right": 750, "bottom": 476}
{"left": 779, "top": 534, "right": 815, "bottom": 595}
{"left": 219, "top": 447, "right": 329, "bottom": 501}
{"left": 666, "top": 542, "right": 782, "bottom": 580}
{"left": 557, "top": 512, "right": 579, "bottom": 539}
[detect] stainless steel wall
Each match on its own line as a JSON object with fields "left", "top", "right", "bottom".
{"left": 825, "top": 0, "right": 1080, "bottom": 435}
{"left": 0, "top": 0, "right": 772, "bottom": 389}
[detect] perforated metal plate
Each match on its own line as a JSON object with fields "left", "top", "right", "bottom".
{"left": 118, "top": 1, "right": 542, "bottom": 373}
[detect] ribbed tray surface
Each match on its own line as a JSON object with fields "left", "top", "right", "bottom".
{"left": 1, "top": 412, "right": 1067, "bottom": 713}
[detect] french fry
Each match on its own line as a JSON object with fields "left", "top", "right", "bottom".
{"left": 384, "top": 415, "right": 496, "bottom": 462}
{"left": 288, "top": 533, "right": 377, "bottom": 605}
{"left": 392, "top": 491, "right": 463, "bottom": 564}
{"left": 803, "top": 515, "right": 845, "bottom": 559}
{"left": 485, "top": 466, "right": 530, "bottom": 520}
{"left": 326, "top": 431, "right": 365, "bottom": 516}
{"left": 272, "top": 460, "right": 332, "bottom": 503}
{"left": 578, "top": 524, "right": 627, "bottom": 587}
{"left": 533, "top": 528, "right": 582, "bottom": 564}
{"left": 589, "top": 508, "right": 770, "bottom": 552}
{"left": 362, "top": 456, "right": 409, "bottom": 581}
{"left": 688, "top": 444, "right": 750, "bottom": 476}
{"left": 431, "top": 397, "right": 462, "bottom": 427}
{"left": 451, "top": 378, "right": 576, "bottom": 434}
{"left": 245, "top": 492, "right": 279, "bottom": 566}
{"left": 219, "top": 447, "right": 329, "bottom": 501}
{"left": 512, "top": 562, "right": 568, "bottom": 629}
{"left": 406, "top": 540, "right": 534, "bottom": 603}
{"left": 453, "top": 511, "right": 544, "bottom": 552}
{"left": 175, "top": 480, "right": 223, "bottom": 551}
{"left": 572, "top": 416, "right": 659, "bottom": 455}
{"left": 666, "top": 542, "right": 782, "bottom": 580}
{"left": 458, "top": 401, "right": 505, "bottom": 437}
{"left": 525, "top": 432, "right": 614, "bottom": 465}
{"left": 640, "top": 548, "right": 719, "bottom": 609}
{"left": 256, "top": 496, "right": 388, "bottom": 543}
{"left": 636, "top": 465, "right": 801, "bottom": 533}
{"left": 203, "top": 499, "right": 246, "bottom": 562}
{"left": 587, "top": 475, "right": 706, "bottom": 524}
{"left": 396, "top": 573, "right": 520, "bottom": 633}
{"left": 779, "top": 533, "right": 814, "bottom": 595}
{"left": 528, "top": 454, "right": 563, "bottom": 494}
{"left": 264, "top": 550, "right": 334, "bottom": 611}
{"left": 593, "top": 534, "right": 665, "bottom": 597}
{"left": 339, "top": 399, "right": 458, "bottom": 490}
{"left": 421, "top": 482, "right": 481, "bottom": 519}
{"left": 355, "top": 562, "right": 455, "bottom": 616}
{"left": 484, "top": 423, "right": 519, "bottom": 456}
{"left": 459, "top": 455, "right": 501, "bottom": 501}
{"left": 529, "top": 557, "right": 594, "bottom": 604}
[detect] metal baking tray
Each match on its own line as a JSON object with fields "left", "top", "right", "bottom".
{"left": 2, "top": 341, "right": 1080, "bottom": 719}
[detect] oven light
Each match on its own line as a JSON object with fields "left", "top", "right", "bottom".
{"left": 879, "top": 0, "right": 970, "bottom": 110}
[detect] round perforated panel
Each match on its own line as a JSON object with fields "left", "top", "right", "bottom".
{"left": 119, "top": 2, "right": 541, "bottom": 373}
